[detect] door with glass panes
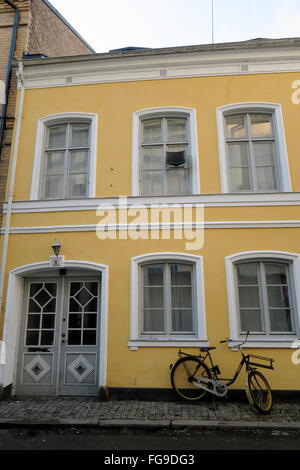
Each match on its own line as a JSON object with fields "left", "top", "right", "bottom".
{"left": 16, "top": 277, "right": 101, "bottom": 396}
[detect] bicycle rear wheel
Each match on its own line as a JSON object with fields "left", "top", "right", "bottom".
{"left": 171, "top": 356, "right": 211, "bottom": 401}
{"left": 246, "top": 370, "right": 273, "bottom": 414}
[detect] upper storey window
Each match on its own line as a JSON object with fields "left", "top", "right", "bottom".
{"left": 225, "top": 113, "right": 278, "bottom": 192}
{"left": 141, "top": 115, "right": 191, "bottom": 195}
{"left": 41, "top": 122, "right": 90, "bottom": 199}
{"left": 132, "top": 108, "right": 200, "bottom": 196}
{"left": 30, "top": 113, "right": 97, "bottom": 201}
{"left": 217, "top": 103, "right": 291, "bottom": 194}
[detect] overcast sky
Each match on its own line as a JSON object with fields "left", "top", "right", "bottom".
{"left": 49, "top": 0, "right": 300, "bottom": 53}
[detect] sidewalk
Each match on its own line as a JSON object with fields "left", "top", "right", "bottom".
{"left": 0, "top": 396, "right": 300, "bottom": 431}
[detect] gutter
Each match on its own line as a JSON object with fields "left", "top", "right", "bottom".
{"left": 0, "top": 0, "right": 20, "bottom": 154}
{"left": 0, "top": 63, "right": 25, "bottom": 387}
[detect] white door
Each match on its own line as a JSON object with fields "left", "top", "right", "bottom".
{"left": 16, "top": 277, "right": 101, "bottom": 396}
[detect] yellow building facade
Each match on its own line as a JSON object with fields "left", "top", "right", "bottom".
{"left": 1, "top": 38, "right": 300, "bottom": 397}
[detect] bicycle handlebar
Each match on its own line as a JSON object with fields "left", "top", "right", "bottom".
{"left": 220, "top": 331, "right": 250, "bottom": 347}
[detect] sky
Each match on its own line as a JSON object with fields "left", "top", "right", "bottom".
{"left": 49, "top": 0, "right": 300, "bottom": 53}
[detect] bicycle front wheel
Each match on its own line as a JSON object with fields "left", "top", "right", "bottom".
{"left": 246, "top": 370, "right": 273, "bottom": 414}
{"left": 171, "top": 357, "right": 211, "bottom": 401}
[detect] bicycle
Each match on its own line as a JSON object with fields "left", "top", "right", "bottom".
{"left": 170, "top": 332, "right": 274, "bottom": 414}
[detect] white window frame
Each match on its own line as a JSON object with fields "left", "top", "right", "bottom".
{"left": 225, "top": 251, "right": 300, "bottom": 348}
{"left": 30, "top": 113, "right": 98, "bottom": 200}
{"left": 216, "top": 103, "right": 291, "bottom": 194}
{"left": 132, "top": 107, "right": 200, "bottom": 196}
{"left": 128, "top": 253, "right": 208, "bottom": 349}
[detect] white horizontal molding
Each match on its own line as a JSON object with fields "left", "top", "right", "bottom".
{"left": 21, "top": 46, "right": 300, "bottom": 89}
{"left": 3, "top": 220, "right": 300, "bottom": 234}
{"left": 128, "top": 339, "right": 209, "bottom": 350}
{"left": 5, "top": 192, "right": 300, "bottom": 213}
{"left": 229, "top": 340, "right": 299, "bottom": 349}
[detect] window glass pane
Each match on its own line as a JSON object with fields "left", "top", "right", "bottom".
{"left": 67, "top": 173, "right": 88, "bottom": 197}
{"left": 71, "top": 123, "right": 89, "bottom": 147}
{"left": 228, "top": 142, "right": 249, "bottom": 167}
{"left": 69, "top": 150, "right": 88, "bottom": 173}
{"left": 84, "top": 297, "right": 98, "bottom": 312}
{"left": 68, "top": 330, "right": 81, "bottom": 345}
{"left": 26, "top": 330, "right": 39, "bottom": 345}
{"left": 70, "top": 282, "right": 83, "bottom": 296}
{"left": 44, "top": 283, "right": 57, "bottom": 296}
{"left": 143, "top": 265, "right": 164, "bottom": 285}
{"left": 69, "top": 298, "right": 82, "bottom": 312}
{"left": 48, "top": 125, "right": 67, "bottom": 148}
{"left": 28, "top": 299, "right": 42, "bottom": 313}
{"left": 83, "top": 330, "right": 96, "bottom": 345}
{"left": 84, "top": 282, "right": 98, "bottom": 296}
{"left": 142, "top": 147, "right": 163, "bottom": 170}
{"left": 27, "top": 314, "right": 41, "bottom": 329}
{"left": 69, "top": 314, "right": 82, "bottom": 328}
{"left": 229, "top": 167, "right": 251, "bottom": 191}
{"left": 226, "top": 115, "right": 247, "bottom": 139}
{"left": 142, "top": 119, "right": 162, "bottom": 143}
{"left": 144, "top": 287, "right": 164, "bottom": 308}
{"left": 167, "top": 167, "right": 190, "bottom": 194}
{"left": 265, "top": 264, "right": 287, "bottom": 284}
{"left": 256, "top": 166, "right": 277, "bottom": 190}
{"left": 167, "top": 118, "right": 187, "bottom": 142}
{"left": 44, "top": 175, "right": 64, "bottom": 198}
{"left": 171, "top": 287, "right": 192, "bottom": 309}
{"left": 43, "top": 299, "right": 56, "bottom": 313}
{"left": 172, "top": 309, "right": 193, "bottom": 332}
{"left": 253, "top": 142, "right": 275, "bottom": 166}
{"left": 237, "top": 263, "right": 259, "bottom": 285}
{"left": 240, "top": 309, "right": 263, "bottom": 332}
{"left": 143, "top": 309, "right": 164, "bottom": 332}
{"left": 40, "top": 331, "right": 54, "bottom": 346}
{"left": 250, "top": 114, "right": 273, "bottom": 138}
{"left": 269, "top": 309, "right": 293, "bottom": 332}
{"left": 267, "top": 286, "right": 290, "bottom": 308}
{"left": 142, "top": 170, "right": 163, "bottom": 195}
{"left": 45, "top": 152, "right": 65, "bottom": 175}
{"left": 238, "top": 286, "right": 260, "bottom": 308}
{"left": 42, "top": 314, "right": 55, "bottom": 329}
{"left": 29, "top": 283, "right": 43, "bottom": 296}
{"left": 171, "top": 264, "right": 192, "bottom": 285}
{"left": 83, "top": 314, "right": 97, "bottom": 328}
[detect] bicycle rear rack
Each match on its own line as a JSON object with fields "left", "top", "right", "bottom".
{"left": 247, "top": 354, "right": 274, "bottom": 370}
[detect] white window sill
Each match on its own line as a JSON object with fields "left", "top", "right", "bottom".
{"left": 128, "top": 338, "right": 209, "bottom": 350}
{"left": 228, "top": 338, "right": 300, "bottom": 349}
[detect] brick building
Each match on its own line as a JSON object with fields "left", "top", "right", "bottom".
{"left": 0, "top": 0, "right": 95, "bottom": 224}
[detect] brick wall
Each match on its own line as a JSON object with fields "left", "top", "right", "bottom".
{"left": 0, "top": 0, "right": 94, "bottom": 224}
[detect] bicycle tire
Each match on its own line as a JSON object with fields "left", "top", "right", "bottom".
{"left": 171, "top": 356, "right": 212, "bottom": 401}
{"left": 246, "top": 369, "right": 273, "bottom": 414}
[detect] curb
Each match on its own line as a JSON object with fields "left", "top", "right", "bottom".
{"left": 0, "top": 418, "right": 299, "bottom": 432}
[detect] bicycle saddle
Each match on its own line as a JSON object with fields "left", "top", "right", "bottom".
{"left": 200, "top": 346, "right": 216, "bottom": 352}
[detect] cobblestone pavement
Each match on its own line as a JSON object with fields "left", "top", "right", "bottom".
{"left": 0, "top": 396, "right": 300, "bottom": 428}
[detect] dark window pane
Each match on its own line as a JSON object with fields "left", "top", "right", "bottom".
{"left": 143, "top": 309, "right": 164, "bottom": 332}
{"left": 69, "top": 298, "right": 82, "bottom": 312}
{"left": 171, "top": 309, "right": 194, "bottom": 332}
{"left": 83, "top": 314, "right": 97, "bottom": 328}
{"left": 27, "top": 314, "right": 41, "bottom": 329}
{"left": 40, "top": 331, "right": 54, "bottom": 345}
{"left": 28, "top": 299, "right": 42, "bottom": 313}
{"left": 84, "top": 297, "right": 98, "bottom": 312}
{"left": 240, "top": 309, "right": 263, "bottom": 333}
{"left": 35, "top": 289, "right": 51, "bottom": 307}
{"left": 69, "top": 314, "right": 82, "bottom": 328}
{"left": 68, "top": 330, "right": 81, "bottom": 345}
{"left": 75, "top": 287, "right": 93, "bottom": 307}
{"left": 26, "top": 331, "right": 39, "bottom": 345}
{"left": 44, "top": 283, "right": 57, "bottom": 296}
{"left": 29, "top": 283, "right": 43, "bottom": 297}
{"left": 171, "top": 264, "right": 192, "bottom": 285}
{"left": 83, "top": 330, "right": 96, "bottom": 345}
{"left": 70, "top": 282, "right": 83, "bottom": 296}
{"left": 269, "top": 309, "right": 293, "bottom": 332}
{"left": 43, "top": 299, "right": 56, "bottom": 313}
{"left": 42, "top": 314, "right": 55, "bottom": 329}
{"left": 85, "top": 281, "right": 98, "bottom": 296}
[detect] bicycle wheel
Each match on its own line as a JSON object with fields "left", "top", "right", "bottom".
{"left": 246, "top": 370, "right": 273, "bottom": 414}
{"left": 171, "top": 356, "right": 211, "bottom": 401}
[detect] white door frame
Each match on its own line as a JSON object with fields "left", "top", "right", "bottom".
{"left": 1, "top": 260, "right": 109, "bottom": 395}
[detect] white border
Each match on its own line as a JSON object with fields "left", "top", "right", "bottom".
{"left": 225, "top": 250, "right": 300, "bottom": 348}
{"left": 30, "top": 113, "right": 98, "bottom": 200}
{"left": 216, "top": 103, "right": 292, "bottom": 193}
{"left": 128, "top": 252, "right": 208, "bottom": 349}
{"left": 132, "top": 107, "right": 200, "bottom": 196}
{"left": 0, "top": 260, "right": 109, "bottom": 394}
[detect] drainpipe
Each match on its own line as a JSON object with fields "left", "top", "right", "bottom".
{"left": 0, "top": 0, "right": 20, "bottom": 154}
{"left": 0, "top": 62, "right": 25, "bottom": 391}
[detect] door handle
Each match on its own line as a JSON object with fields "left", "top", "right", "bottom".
{"left": 61, "top": 333, "right": 65, "bottom": 338}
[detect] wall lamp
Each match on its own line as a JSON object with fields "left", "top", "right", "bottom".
{"left": 51, "top": 240, "right": 61, "bottom": 257}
